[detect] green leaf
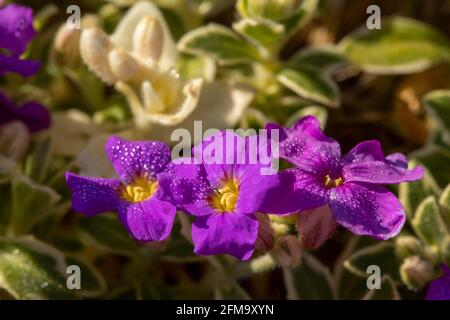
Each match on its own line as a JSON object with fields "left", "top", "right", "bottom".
{"left": 178, "top": 24, "right": 261, "bottom": 65}
{"left": 290, "top": 253, "right": 337, "bottom": 299}
{"left": 363, "top": 276, "right": 400, "bottom": 300}
{"left": 9, "top": 175, "right": 61, "bottom": 235}
{"left": 423, "top": 90, "right": 450, "bottom": 139}
{"left": 339, "top": 17, "right": 450, "bottom": 74}
{"left": 233, "top": 18, "right": 285, "bottom": 48}
{"left": 65, "top": 255, "right": 106, "bottom": 298}
{"left": 176, "top": 54, "right": 216, "bottom": 81}
{"left": 278, "top": 67, "right": 340, "bottom": 108}
{"left": 77, "top": 214, "right": 138, "bottom": 256}
{"left": 412, "top": 144, "right": 450, "bottom": 188}
{"left": 412, "top": 196, "right": 448, "bottom": 246}
{"left": 287, "top": 47, "right": 347, "bottom": 73}
{"left": 344, "top": 242, "right": 401, "bottom": 281}
{"left": 0, "top": 237, "right": 72, "bottom": 299}
{"left": 281, "top": 0, "right": 319, "bottom": 34}
{"left": 399, "top": 160, "right": 441, "bottom": 219}
{"left": 440, "top": 184, "right": 450, "bottom": 210}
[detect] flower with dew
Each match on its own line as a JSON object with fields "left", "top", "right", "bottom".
{"left": 262, "top": 115, "right": 424, "bottom": 240}
{"left": 66, "top": 136, "right": 177, "bottom": 242}
{"left": 0, "top": 4, "right": 41, "bottom": 76}
{"left": 0, "top": 91, "right": 50, "bottom": 159}
{"left": 79, "top": 1, "right": 203, "bottom": 129}
{"left": 426, "top": 264, "right": 450, "bottom": 300}
{"left": 159, "top": 130, "right": 279, "bottom": 260}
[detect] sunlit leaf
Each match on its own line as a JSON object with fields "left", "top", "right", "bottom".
{"left": 0, "top": 237, "right": 72, "bottom": 299}
{"left": 340, "top": 17, "right": 450, "bottom": 74}
{"left": 233, "top": 18, "right": 285, "bottom": 48}
{"left": 178, "top": 24, "right": 261, "bottom": 65}
{"left": 277, "top": 67, "right": 340, "bottom": 108}
{"left": 412, "top": 196, "right": 448, "bottom": 246}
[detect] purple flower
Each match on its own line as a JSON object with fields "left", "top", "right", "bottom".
{"left": 0, "top": 90, "right": 50, "bottom": 133}
{"left": 426, "top": 264, "right": 450, "bottom": 300}
{"left": 66, "top": 136, "right": 177, "bottom": 242}
{"left": 0, "top": 4, "right": 41, "bottom": 76}
{"left": 263, "top": 116, "right": 424, "bottom": 240}
{"left": 159, "top": 131, "right": 279, "bottom": 260}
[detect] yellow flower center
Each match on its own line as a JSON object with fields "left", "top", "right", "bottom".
{"left": 323, "top": 175, "right": 344, "bottom": 189}
{"left": 209, "top": 178, "right": 239, "bottom": 212}
{"left": 121, "top": 177, "right": 158, "bottom": 203}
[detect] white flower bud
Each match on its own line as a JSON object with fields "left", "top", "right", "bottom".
{"left": 133, "top": 16, "right": 164, "bottom": 63}
{"left": 80, "top": 28, "right": 117, "bottom": 84}
{"left": 108, "top": 48, "right": 140, "bottom": 82}
{"left": 0, "top": 121, "right": 31, "bottom": 160}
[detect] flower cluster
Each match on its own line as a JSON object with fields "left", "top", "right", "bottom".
{"left": 66, "top": 115, "right": 423, "bottom": 261}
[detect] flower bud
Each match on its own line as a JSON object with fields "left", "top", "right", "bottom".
{"left": 400, "top": 255, "right": 434, "bottom": 291}
{"left": 0, "top": 121, "right": 31, "bottom": 160}
{"left": 53, "top": 25, "right": 80, "bottom": 68}
{"left": 80, "top": 28, "right": 117, "bottom": 84}
{"left": 133, "top": 16, "right": 164, "bottom": 63}
{"left": 108, "top": 48, "right": 140, "bottom": 82}
{"left": 296, "top": 205, "right": 337, "bottom": 250}
{"left": 239, "top": 0, "right": 302, "bottom": 22}
{"left": 255, "top": 213, "right": 275, "bottom": 252}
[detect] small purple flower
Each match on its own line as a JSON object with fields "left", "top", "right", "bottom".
{"left": 0, "top": 90, "right": 50, "bottom": 133}
{"left": 263, "top": 116, "right": 424, "bottom": 240}
{"left": 160, "top": 131, "right": 279, "bottom": 260}
{"left": 0, "top": 4, "right": 41, "bottom": 76}
{"left": 426, "top": 264, "right": 450, "bottom": 300}
{"left": 66, "top": 136, "right": 177, "bottom": 242}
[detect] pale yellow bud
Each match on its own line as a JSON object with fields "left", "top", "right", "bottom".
{"left": 133, "top": 16, "right": 164, "bottom": 62}
{"left": 108, "top": 48, "right": 140, "bottom": 82}
{"left": 80, "top": 28, "right": 117, "bottom": 84}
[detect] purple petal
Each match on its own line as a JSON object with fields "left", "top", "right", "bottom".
{"left": 15, "top": 101, "right": 51, "bottom": 132}
{"left": 234, "top": 163, "right": 279, "bottom": 213}
{"left": 0, "top": 4, "right": 36, "bottom": 55}
{"left": 426, "top": 265, "right": 450, "bottom": 300}
{"left": 329, "top": 182, "right": 405, "bottom": 240}
{"left": 158, "top": 160, "right": 213, "bottom": 216}
{"left": 260, "top": 168, "right": 329, "bottom": 214}
{"left": 191, "top": 212, "right": 259, "bottom": 260}
{"left": 266, "top": 115, "right": 341, "bottom": 168}
{"left": 0, "top": 54, "right": 41, "bottom": 77}
{"left": 0, "top": 91, "right": 49, "bottom": 132}
{"left": 192, "top": 130, "right": 279, "bottom": 214}
{"left": 341, "top": 140, "right": 385, "bottom": 164}
{"left": 343, "top": 160, "right": 424, "bottom": 184}
{"left": 118, "top": 197, "right": 176, "bottom": 242}
{"left": 105, "top": 136, "right": 171, "bottom": 182}
{"left": 66, "top": 172, "right": 121, "bottom": 216}
{"left": 386, "top": 153, "right": 408, "bottom": 168}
